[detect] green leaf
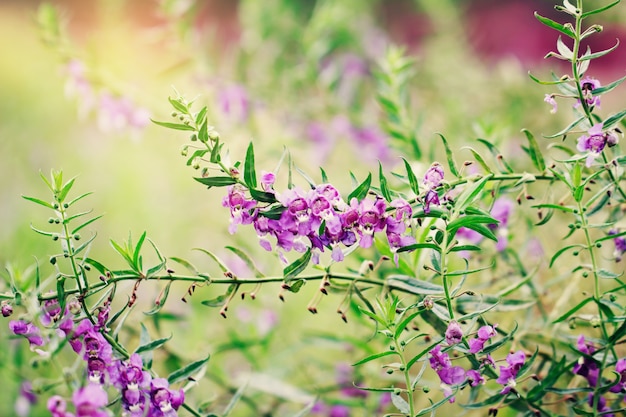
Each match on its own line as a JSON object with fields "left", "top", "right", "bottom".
{"left": 394, "top": 309, "right": 423, "bottom": 339}
{"left": 528, "top": 71, "right": 570, "bottom": 85}
{"left": 198, "top": 118, "right": 209, "bottom": 142}
{"left": 415, "top": 392, "right": 455, "bottom": 415}
{"left": 71, "top": 214, "right": 104, "bottom": 234}
{"left": 396, "top": 242, "right": 440, "bottom": 253}
{"left": 244, "top": 142, "right": 257, "bottom": 189}
{"left": 201, "top": 286, "right": 236, "bottom": 307}
{"left": 135, "top": 334, "right": 172, "bottom": 354}
{"left": 222, "top": 381, "right": 248, "bottom": 417}
{"left": 581, "top": 0, "right": 621, "bottom": 18}
{"left": 193, "top": 176, "right": 238, "bottom": 187}
{"left": 462, "top": 146, "right": 493, "bottom": 174}
{"left": 534, "top": 12, "right": 575, "bottom": 38}
{"left": 194, "top": 248, "right": 229, "bottom": 272}
{"left": 387, "top": 275, "right": 445, "bottom": 295}
{"left": 22, "top": 195, "right": 54, "bottom": 209}
{"left": 549, "top": 244, "right": 585, "bottom": 267}
{"left": 167, "top": 355, "right": 210, "bottom": 384}
{"left": 521, "top": 129, "right": 546, "bottom": 171}
{"left": 378, "top": 162, "right": 392, "bottom": 202}
{"left": 249, "top": 189, "right": 277, "bottom": 203}
{"left": 283, "top": 249, "right": 311, "bottom": 281}
{"left": 476, "top": 139, "right": 514, "bottom": 173}
{"left": 73, "top": 233, "right": 98, "bottom": 256}
{"left": 437, "top": 133, "right": 459, "bottom": 178}
{"left": 352, "top": 350, "right": 399, "bottom": 366}
{"left": 110, "top": 238, "right": 134, "bottom": 269}
{"left": 401, "top": 158, "right": 420, "bottom": 195}
{"left": 579, "top": 39, "right": 620, "bottom": 62}
{"left": 544, "top": 115, "right": 586, "bottom": 138}
{"left": 591, "top": 73, "right": 626, "bottom": 95}
{"left": 57, "top": 177, "right": 76, "bottom": 202}
{"left": 347, "top": 173, "right": 372, "bottom": 202}
{"left": 225, "top": 246, "right": 265, "bottom": 278}
{"left": 133, "top": 231, "right": 147, "bottom": 269}
{"left": 602, "top": 108, "right": 626, "bottom": 130}
{"left": 453, "top": 174, "right": 493, "bottom": 211}
{"left": 151, "top": 119, "right": 196, "bottom": 131}
{"left": 66, "top": 191, "right": 94, "bottom": 207}
{"left": 194, "top": 106, "right": 208, "bottom": 125}
{"left": 210, "top": 138, "right": 222, "bottom": 163}
{"left": 168, "top": 96, "right": 189, "bottom": 114}
{"left": 29, "top": 224, "right": 55, "bottom": 237}
{"left": 391, "top": 391, "right": 410, "bottom": 415}
{"left": 144, "top": 282, "right": 173, "bottom": 315}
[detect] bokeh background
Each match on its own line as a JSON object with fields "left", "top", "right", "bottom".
{"left": 1, "top": 0, "right": 625, "bottom": 415}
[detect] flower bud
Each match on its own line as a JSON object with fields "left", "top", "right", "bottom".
{"left": 1, "top": 302, "right": 13, "bottom": 317}
{"left": 423, "top": 297, "right": 434, "bottom": 310}
{"left": 208, "top": 130, "right": 220, "bottom": 141}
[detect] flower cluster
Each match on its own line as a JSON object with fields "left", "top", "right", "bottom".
{"left": 572, "top": 335, "right": 626, "bottom": 416}
{"left": 223, "top": 180, "right": 419, "bottom": 265}
{"left": 429, "top": 322, "right": 526, "bottom": 400}
{"left": 7, "top": 299, "right": 185, "bottom": 417}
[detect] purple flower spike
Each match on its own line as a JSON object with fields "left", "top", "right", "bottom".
{"left": 577, "top": 123, "right": 608, "bottom": 167}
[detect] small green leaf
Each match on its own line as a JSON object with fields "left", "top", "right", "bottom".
{"left": 521, "top": 129, "right": 546, "bottom": 171}
{"left": 352, "top": 350, "right": 399, "bottom": 366}
{"left": 578, "top": 39, "right": 620, "bottom": 62}
{"left": 602, "top": 109, "right": 626, "bottom": 130}
{"left": 391, "top": 391, "right": 411, "bottom": 415}
{"left": 549, "top": 244, "right": 586, "bottom": 267}
{"left": 347, "top": 173, "right": 372, "bottom": 202}
{"left": 135, "top": 334, "right": 172, "bottom": 354}
{"left": 194, "top": 106, "right": 208, "bottom": 125}
{"left": 22, "top": 195, "right": 54, "bottom": 209}
{"left": 453, "top": 174, "right": 493, "bottom": 211}
{"left": 167, "top": 355, "right": 210, "bottom": 384}
{"left": 396, "top": 243, "right": 440, "bottom": 253}
{"left": 283, "top": 249, "right": 311, "bottom": 281}
{"left": 193, "top": 176, "right": 238, "bottom": 187}
{"left": 198, "top": 118, "right": 208, "bottom": 142}
{"left": 29, "top": 224, "right": 55, "bottom": 237}
{"left": 66, "top": 191, "right": 94, "bottom": 207}
{"left": 591, "top": 73, "right": 626, "bottom": 95}
{"left": 222, "top": 381, "right": 248, "bottom": 417}
{"left": 71, "top": 215, "right": 104, "bottom": 235}
{"left": 544, "top": 115, "right": 586, "bottom": 138}
{"left": 553, "top": 297, "right": 594, "bottom": 323}
{"left": 244, "top": 142, "right": 257, "bottom": 189}
{"left": 534, "top": 12, "right": 575, "bottom": 38}
{"left": 194, "top": 248, "right": 229, "bottom": 272}
{"left": 378, "top": 162, "right": 392, "bottom": 202}
{"left": 401, "top": 158, "right": 420, "bottom": 195}
{"left": 144, "top": 282, "right": 173, "bottom": 315}
{"left": 581, "top": 0, "right": 621, "bottom": 18}
{"left": 168, "top": 97, "right": 189, "bottom": 114}
{"left": 151, "top": 119, "right": 196, "bottom": 131}
{"left": 387, "top": 275, "right": 445, "bottom": 295}
{"left": 225, "top": 246, "right": 265, "bottom": 278}
{"left": 249, "top": 189, "right": 276, "bottom": 203}
{"left": 437, "top": 133, "right": 459, "bottom": 178}
{"left": 57, "top": 177, "right": 76, "bottom": 202}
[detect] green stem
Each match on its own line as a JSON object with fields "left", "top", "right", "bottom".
{"left": 394, "top": 337, "right": 415, "bottom": 417}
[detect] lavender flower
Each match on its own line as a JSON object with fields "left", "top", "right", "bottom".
{"left": 445, "top": 321, "right": 463, "bottom": 345}
{"left": 149, "top": 378, "right": 185, "bottom": 417}
{"left": 223, "top": 185, "right": 258, "bottom": 234}
{"left": 218, "top": 84, "right": 250, "bottom": 122}
{"left": 422, "top": 163, "right": 445, "bottom": 214}
{"left": 576, "top": 123, "right": 619, "bottom": 167}
{"left": 578, "top": 76, "right": 601, "bottom": 108}
{"left": 72, "top": 384, "right": 109, "bottom": 417}
{"left": 1, "top": 302, "right": 13, "bottom": 317}
{"left": 9, "top": 320, "right": 44, "bottom": 347}
{"left": 573, "top": 335, "right": 599, "bottom": 388}
{"left": 496, "top": 350, "right": 526, "bottom": 394}
{"left": 429, "top": 345, "right": 466, "bottom": 402}
{"left": 544, "top": 94, "right": 558, "bottom": 114}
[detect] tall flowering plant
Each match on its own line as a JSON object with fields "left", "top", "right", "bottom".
{"left": 3, "top": 0, "right": 626, "bottom": 416}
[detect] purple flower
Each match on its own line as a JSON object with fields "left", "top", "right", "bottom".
{"left": 608, "top": 229, "right": 626, "bottom": 262}
{"left": 9, "top": 320, "right": 44, "bottom": 347}
{"left": 496, "top": 350, "right": 526, "bottom": 394}
{"left": 356, "top": 197, "right": 387, "bottom": 248}
{"left": 41, "top": 298, "right": 63, "bottom": 326}
{"left": 579, "top": 76, "right": 601, "bottom": 108}
{"left": 423, "top": 163, "right": 445, "bottom": 190}
{"left": 149, "top": 378, "right": 184, "bottom": 416}
{"left": 609, "top": 358, "right": 626, "bottom": 393}
{"left": 544, "top": 94, "right": 558, "bottom": 114}
{"left": 223, "top": 185, "right": 258, "bottom": 234}
{"left": 576, "top": 123, "right": 617, "bottom": 167}
{"left": 573, "top": 335, "right": 600, "bottom": 388}
{"left": 260, "top": 171, "right": 275, "bottom": 192}
{"left": 468, "top": 325, "right": 497, "bottom": 354}
{"left": 72, "top": 383, "right": 109, "bottom": 417}
{"left": 349, "top": 125, "right": 392, "bottom": 164}
{"left": 466, "top": 369, "right": 485, "bottom": 387}
{"left": 445, "top": 321, "right": 463, "bottom": 345}
{"left": 48, "top": 395, "right": 71, "bottom": 417}
{"left": 97, "top": 93, "right": 150, "bottom": 132}
{"left": 429, "top": 345, "right": 466, "bottom": 402}
{"left": 328, "top": 405, "right": 350, "bottom": 417}
{"left": 1, "top": 302, "right": 13, "bottom": 317}
{"left": 15, "top": 382, "right": 37, "bottom": 417}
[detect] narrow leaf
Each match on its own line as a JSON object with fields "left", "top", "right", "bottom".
{"left": 534, "top": 12, "right": 575, "bottom": 38}
{"left": 521, "top": 129, "right": 546, "bottom": 171}
{"left": 22, "top": 196, "right": 54, "bottom": 209}
{"left": 581, "top": 0, "right": 621, "bottom": 18}
{"left": 135, "top": 334, "right": 172, "bottom": 354}
{"left": 401, "top": 158, "right": 420, "bottom": 195}
{"left": 167, "top": 355, "right": 210, "bottom": 384}
{"left": 283, "top": 249, "right": 311, "bottom": 280}
{"left": 347, "top": 173, "right": 372, "bottom": 202}
{"left": 244, "top": 142, "right": 257, "bottom": 189}
{"left": 193, "top": 176, "right": 238, "bottom": 187}
{"left": 378, "top": 162, "right": 392, "bottom": 202}
{"left": 151, "top": 119, "right": 196, "bottom": 131}
{"left": 352, "top": 350, "right": 399, "bottom": 366}
{"left": 437, "top": 133, "right": 459, "bottom": 178}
